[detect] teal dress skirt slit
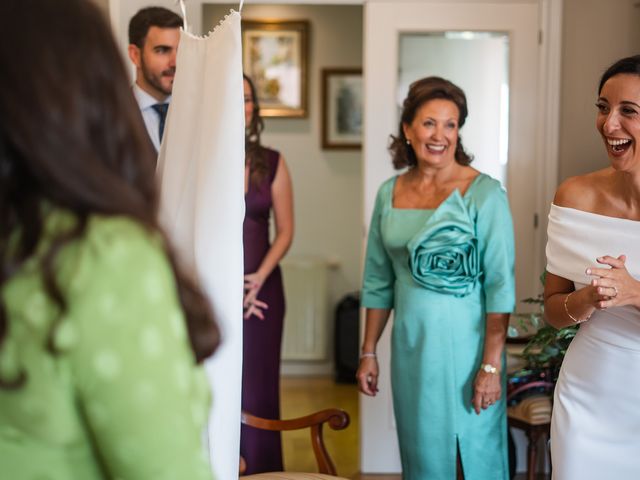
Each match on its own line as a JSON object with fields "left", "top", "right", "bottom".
{"left": 361, "top": 174, "right": 515, "bottom": 480}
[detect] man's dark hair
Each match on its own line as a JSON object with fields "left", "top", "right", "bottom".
{"left": 128, "top": 7, "right": 183, "bottom": 48}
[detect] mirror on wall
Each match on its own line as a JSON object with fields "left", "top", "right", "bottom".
{"left": 398, "top": 31, "right": 510, "bottom": 186}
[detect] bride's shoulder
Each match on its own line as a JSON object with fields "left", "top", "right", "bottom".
{"left": 553, "top": 169, "right": 610, "bottom": 210}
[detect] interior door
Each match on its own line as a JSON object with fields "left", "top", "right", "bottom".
{"left": 361, "top": 0, "right": 540, "bottom": 472}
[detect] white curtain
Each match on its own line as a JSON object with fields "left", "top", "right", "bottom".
{"left": 156, "top": 10, "right": 244, "bottom": 480}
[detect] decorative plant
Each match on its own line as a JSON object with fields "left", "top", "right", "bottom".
{"left": 509, "top": 276, "right": 579, "bottom": 382}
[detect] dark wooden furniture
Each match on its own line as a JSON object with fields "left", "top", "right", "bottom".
{"left": 508, "top": 415, "right": 551, "bottom": 480}
{"left": 240, "top": 408, "right": 350, "bottom": 476}
{"left": 506, "top": 336, "right": 552, "bottom": 480}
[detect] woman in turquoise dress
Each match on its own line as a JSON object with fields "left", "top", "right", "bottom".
{"left": 357, "top": 77, "right": 515, "bottom": 480}
{"left": 0, "top": 1, "right": 218, "bottom": 479}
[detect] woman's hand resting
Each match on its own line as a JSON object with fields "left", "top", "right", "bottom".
{"left": 243, "top": 272, "right": 268, "bottom": 320}
{"left": 356, "top": 356, "right": 380, "bottom": 396}
{"left": 472, "top": 370, "right": 501, "bottom": 415}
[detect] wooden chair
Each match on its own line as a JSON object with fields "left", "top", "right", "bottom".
{"left": 240, "top": 408, "right": 350, "bottom": 480}
{"left": 507, "top": 384, "right": 553, "bottom": 480}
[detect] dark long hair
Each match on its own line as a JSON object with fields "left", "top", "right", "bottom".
{"left": 244, "top": 74, "right": 269, "bottom": 185}
{"left": 389, "top": 76, "right": 473, "bottom": 169}
{"left": 0, "top": 0, "right": 219, "bottom": 386}
{"left": 599, "top": 55, "right": 640, "bottom": 94}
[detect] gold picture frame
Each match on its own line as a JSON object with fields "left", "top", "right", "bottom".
{"left": 242, "top": 19, "right": 309, "bottom": 118}
{"left": 321, "top": 68, "right": 363, "bottom": 150}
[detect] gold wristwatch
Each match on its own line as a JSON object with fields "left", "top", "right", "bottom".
{"left": 480, "top": 363, "right": 499, "bottom": 374}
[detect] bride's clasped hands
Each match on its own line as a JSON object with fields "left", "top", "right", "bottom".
{"left": 587, "top": 254, "right": 640, "bottom": 309}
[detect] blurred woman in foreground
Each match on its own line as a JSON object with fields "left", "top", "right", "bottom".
{"left": 0, "top": 1, "right": 218, "bottom": 478}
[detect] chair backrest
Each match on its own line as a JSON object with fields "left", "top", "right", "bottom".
{"left": 241, "top": 473, "right": 350, "bottom": 479}
{"left": 240, "top": 408, "right": 350, "bottom": 476}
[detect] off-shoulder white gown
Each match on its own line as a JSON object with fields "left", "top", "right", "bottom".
{"left": 546, "top": 204, "right": 640, "bottom": 479}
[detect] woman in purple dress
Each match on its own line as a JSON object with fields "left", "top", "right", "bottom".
{"left": 241, "top": 74, "right": 294, "bottom": 474}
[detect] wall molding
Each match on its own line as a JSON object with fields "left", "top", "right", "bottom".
{"left": 535, "top": 0, "right": 563, "bottom": 281}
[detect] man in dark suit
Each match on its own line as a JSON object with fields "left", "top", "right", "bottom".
{"left": 128, "top": 7, "right": 182, "bottom": 151}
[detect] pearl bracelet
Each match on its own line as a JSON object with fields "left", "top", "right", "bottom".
{"left": 360, "top": 352, "right": 377, "bottom": 359}
{"left": 564, "top": 291, "right": 590, "bottom": 324}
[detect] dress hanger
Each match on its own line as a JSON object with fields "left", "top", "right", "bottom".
{"left": 177, "top": 0, "right": 189, "bottom": 33}
{"left": 177, "top": 0, "right": 243, "bottom": 33}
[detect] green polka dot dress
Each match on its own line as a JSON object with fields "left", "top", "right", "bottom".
{"left": 0, "top": 211, "right": 213, "bottom": 480}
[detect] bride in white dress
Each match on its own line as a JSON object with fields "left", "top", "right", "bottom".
{"left": 545, "top": 55, "right": 640, "bottom": 480}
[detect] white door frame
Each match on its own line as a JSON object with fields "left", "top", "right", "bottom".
{"left": 360, "top": 0, "right": 562, "bottom": 473}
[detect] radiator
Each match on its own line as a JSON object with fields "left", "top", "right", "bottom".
{"left": 280, "top": 257, "right": 329, "bottom": 361}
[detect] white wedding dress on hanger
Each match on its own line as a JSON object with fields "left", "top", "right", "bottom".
{"left": 155, "top": 8, "right": 245, "bottom": 480}
{"left": 546, "top": 204, "right": 640, "bottom": 480}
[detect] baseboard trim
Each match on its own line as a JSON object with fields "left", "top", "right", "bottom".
{"left": 281, "top": 361, "right": 334, "bottom": 376}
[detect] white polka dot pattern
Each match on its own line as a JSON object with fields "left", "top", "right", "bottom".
{"left": 140, "top": 326, "right": 163, "bottom": 357}
{"left": 0, "top": 214, "right": 213, "bottom": 479}
{"left": 93, "top": 350, "right": 121, "bottom": 380}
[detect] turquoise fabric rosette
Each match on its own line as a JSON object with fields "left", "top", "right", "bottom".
{"left": 406, "top": 190, "right": 481, "bottom": 296}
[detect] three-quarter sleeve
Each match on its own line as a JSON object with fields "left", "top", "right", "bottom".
{"left": 63, "top": 219, "right": 212, "bottom": 480}
{"left": 476, "top": 182, "right": 516, "bottom": 313}
{"left": 361, "top": 183, "right": 395, "bottom": 309}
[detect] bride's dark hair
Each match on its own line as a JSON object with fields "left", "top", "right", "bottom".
{"left": 0, "top": 0, "right": 219, "bottom": 386}
{"left": 599, "top": 55, "right": 640, "bottom": 94}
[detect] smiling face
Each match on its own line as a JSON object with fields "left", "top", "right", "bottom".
{"left": 596, "top": 73, "right": 640, "bottom": 171}
{"left": 403, "top": 98, "right": 460, "bottom": 168}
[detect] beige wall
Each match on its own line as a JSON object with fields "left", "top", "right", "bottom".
{"left": 559, "top": 0, "right": 640, "bottom": 181}
{"left": 203, "top": 5, "right": 364, "bottom": 313}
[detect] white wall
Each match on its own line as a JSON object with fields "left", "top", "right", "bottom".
{"left": 204, "top": 4, "right": 364, "bottom": 347}
{"left": 559, "top": 0, "right": 640, "bottom": 181}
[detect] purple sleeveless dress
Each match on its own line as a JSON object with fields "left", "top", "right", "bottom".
{"left": 241, "top": 147, "right": 285, "bottom": 474}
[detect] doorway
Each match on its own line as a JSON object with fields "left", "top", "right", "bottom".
{"left": 361, "top": 0, "right": 560, "bottom": 473}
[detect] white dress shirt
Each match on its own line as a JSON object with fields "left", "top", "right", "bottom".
{"left": 132, "top": 83, "right": 170, "bottom": 151}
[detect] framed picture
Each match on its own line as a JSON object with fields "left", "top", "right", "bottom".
{"left": 321, "top": 68, "right": 363, "bottom": 150}
{"left": 242, "top": 19, "right": 309, "bottom": 118}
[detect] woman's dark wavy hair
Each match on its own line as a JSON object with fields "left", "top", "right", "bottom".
{"left": 389, "top": 76, "right": 473, "bottom": 169}
{"left": 0, "top": 0, "right": 219, "bottom": 387}
{"left": 244, "top": 74, "right": 269, "bottom": 185}
{"left": 598, "top": 55, "right": 640, "bottom": 94}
